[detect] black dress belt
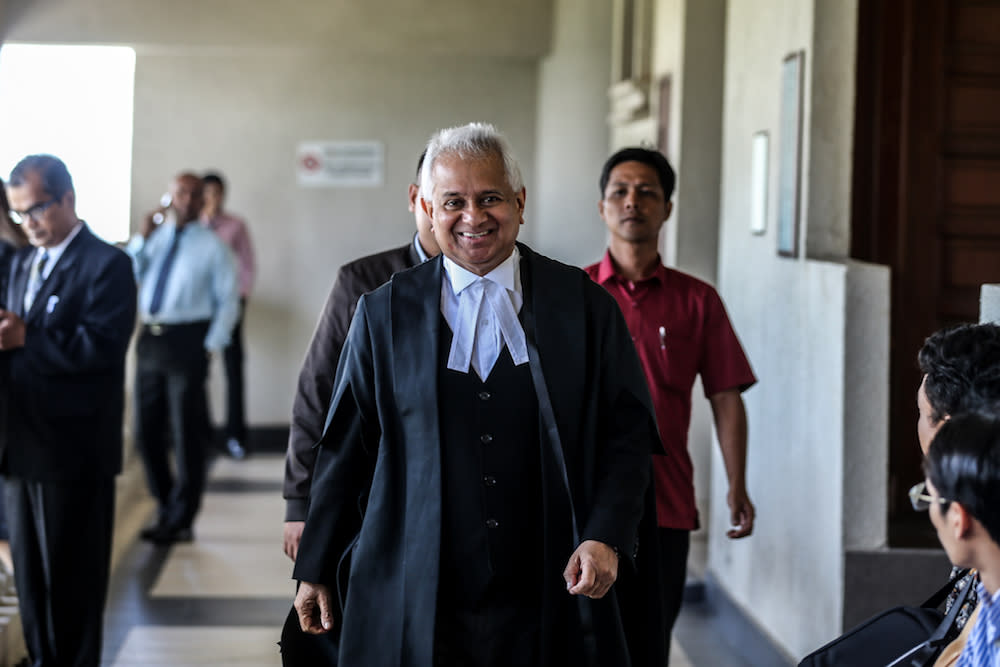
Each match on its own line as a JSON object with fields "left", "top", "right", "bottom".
{"left": 141, "top": 320, "right": 211, "bottom": 336}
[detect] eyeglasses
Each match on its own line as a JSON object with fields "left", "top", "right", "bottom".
{"left": 10, "top": 198, "right": 58, "bottom": 225}
{"left": 909, "top": 481, "right": 950, "bottom": 512}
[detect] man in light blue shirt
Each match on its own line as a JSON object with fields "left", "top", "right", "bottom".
{"left": 125, "top": 172, "right": 239, "bottom": 545}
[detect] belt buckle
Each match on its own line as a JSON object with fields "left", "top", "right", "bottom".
{"left": 149, "top": 323, "right": 164, "bottom": 336}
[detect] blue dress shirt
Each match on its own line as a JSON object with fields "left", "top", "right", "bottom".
{"left": 961, "top": 582, "right": 1000, "bottom": 666}
{"left": 125, "top": 221, "right": 240, "bottom": 352}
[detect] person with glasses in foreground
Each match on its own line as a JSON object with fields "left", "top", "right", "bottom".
{"left": 915, "top": 323, "right": 1000, "bottom": 665}
{"left": 920, "top": 412, "right": 1000, "bottom": 666}
{"left": 1, "top": 155, "right": 137, "bottom": 665}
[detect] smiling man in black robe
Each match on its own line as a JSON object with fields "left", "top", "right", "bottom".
{"left": 292, "top": 123, "right": 664, "bottom": 667}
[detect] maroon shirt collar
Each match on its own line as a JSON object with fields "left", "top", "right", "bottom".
{"left": 595, "top": 249, "right": 667, "bottom": 286}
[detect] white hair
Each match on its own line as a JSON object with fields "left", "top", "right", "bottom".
{"left": 419, "top": 122, "right": 523, "bottom": 200}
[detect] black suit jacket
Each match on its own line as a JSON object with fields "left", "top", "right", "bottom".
{"left": 283, "top": 241, "right": 419, "bottom": 520}
{"left": 1, "top": 224, "right": 137, "bottom": 481}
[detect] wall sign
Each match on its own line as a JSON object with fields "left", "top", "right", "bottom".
{"left": 296, "top": 141, "right": 384, "bottom": 187}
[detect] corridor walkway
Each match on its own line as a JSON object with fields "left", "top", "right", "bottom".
{"left": 102, "top": 455, "right": 291, "bottom": 665}
{"left": 99, "top": 453, "right": 750, "bottom": 666}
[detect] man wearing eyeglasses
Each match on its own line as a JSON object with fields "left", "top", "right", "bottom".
{"left": 920, "top": 412, "right": 1000, "bottom": 667}
{"left": 0, "top": 154, "right": 137, "bottom": 666}
{"left": 125, "top": 172, "right": 240, "bottom": 546}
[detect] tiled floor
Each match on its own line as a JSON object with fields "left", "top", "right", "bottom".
{"left": 102, "top": 456, "right": 293, "bottom": 666}
{"left": 100, "top": 453, "right": 749, "bottom": 666}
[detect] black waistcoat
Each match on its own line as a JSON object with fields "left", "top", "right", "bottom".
{"left": 437, "top": 321, "right": 543, "bottom": 609}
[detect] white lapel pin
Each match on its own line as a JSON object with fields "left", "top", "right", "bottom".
{"left": 46, "top": 295, "right": 59, "bottom": 314}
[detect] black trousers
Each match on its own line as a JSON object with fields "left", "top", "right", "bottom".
{"left": 222, "top": 298, "right": 247, "bottom": 444}
{"left": 434, "top": 581, "right": 541, "bottom": 667}
{"left": 5, "top": 476, "right": 114, "bottom": 667}
{"left": 658, "top": 527, "right": 691, "bottom": 663}
{"left": 135, "top": 321, "right": 211, "bottom": 530}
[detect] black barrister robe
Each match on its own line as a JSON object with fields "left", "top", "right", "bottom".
{"left": 292, "top": 243, "right": 664, "bottom": 666}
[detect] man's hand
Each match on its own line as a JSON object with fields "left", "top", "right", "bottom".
{"left": 294, "top": 581, "right": 334, "bottom": 634}
{"left": 0, "top": 310, "right": 26, "bottom": 350}
{"left": 563, "top": 539, "right": 618, "bottom": 599}
{"left": 726, "top": 487, "right": 755, "bottom": 538}
{"left": 284, "top": 521, "right": 305, "bottom": 561}
{"left": 709, "top": 390, "right": 755, "bottom": 539}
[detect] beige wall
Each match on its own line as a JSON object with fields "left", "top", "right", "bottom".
{"left": 1, "top": 0, "right": 553, "bottom": 58}
{"left": 533, "top": 0, "right": 612, "bottom": 266}
{"left": 711, "top": 0, "right": 885, "bottom": 660}
{"left": 128, "top": 50, "right": 539, "bottom": 423}
{"left": 610, "top": 0, "right": 728, "bottom": 564}
{"left": 3, "top": 1, "right": 549, "bottom": 425}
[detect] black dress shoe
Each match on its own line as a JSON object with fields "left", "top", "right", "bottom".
{"left": 140, "top": 522, "right": 167, "bottom": 542}
{"left": 150, "top": 526, "right": 194, "bottom": 546}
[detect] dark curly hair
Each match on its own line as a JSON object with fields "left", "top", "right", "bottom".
{"left": 918, "top": 323, "right": 1000, "bottom": 423}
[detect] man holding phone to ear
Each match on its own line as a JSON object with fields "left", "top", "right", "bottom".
{"left": 126, "top": 172, "right": 240, "bottom": 545}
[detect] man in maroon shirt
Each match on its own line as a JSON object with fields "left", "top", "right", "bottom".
{"left": 585, "top": 147, "right": 757, "bottom": 659}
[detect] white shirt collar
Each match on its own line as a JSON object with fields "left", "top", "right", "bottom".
{"left": 442, "top": 246, "right": 520, "bottom": 298}
{"left": 36, "top": 221, "right": 84, "bottom": 278}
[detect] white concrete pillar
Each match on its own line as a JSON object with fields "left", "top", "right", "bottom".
{"left": 980, "top": 284, "right": 1000, "bottom": 324}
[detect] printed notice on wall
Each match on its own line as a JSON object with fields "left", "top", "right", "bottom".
{"left": 296, "top": 141, "right": 384, "bottom": 187}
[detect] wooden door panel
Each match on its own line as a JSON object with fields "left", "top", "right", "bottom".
{"left": 853, "top": 0, "right": 1000, "bottom": 542}
{"left": 954, "top": 5, "right": 1000, "bottom": 43}
{"left": 944, "top": 162, "right": 1000, "bottom": 207}
{"left": 949, "top": 86, "right": 1000, "bottom": 128}
{"left": 943, "top": 240, "right": 1000, "bottom": 285}
{"left": 943, "top": 216, "right": 1000, "bottom": 237}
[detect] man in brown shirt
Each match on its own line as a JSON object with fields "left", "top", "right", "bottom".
{"left": 282, "top": 153, "right": 439, "bottom": 560}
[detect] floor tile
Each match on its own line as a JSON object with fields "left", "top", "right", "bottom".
{"left": 671, "top": 638, "right": 693, "bottom": 666}
{"left": 210, "top": 455, "right": 285, "bottom": 484}
{"left": 186, "top": 491, "right": 285, "bottom": 541}
{"left": 150, "top": 536, "right": 292, "bottom": 598}
{"left": 110, "top": 626, "right": 280, "bottom": 666}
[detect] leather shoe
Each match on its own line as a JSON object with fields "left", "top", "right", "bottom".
{"left": 225, "top": 437, "right": 247, "bottom": 460}
{"left": 140, "top": 521, "right": 167, "bottom": 542}
{"left": 150, "top": 526, "right": 194, "bottom": 546}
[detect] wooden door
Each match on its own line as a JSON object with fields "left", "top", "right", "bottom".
{"left": 852, "top": 0, "right": 1000, "bottom": 544}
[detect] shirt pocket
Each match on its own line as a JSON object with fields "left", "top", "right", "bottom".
{"left": 647, "top": 327, "right": 700, "bottom": 393}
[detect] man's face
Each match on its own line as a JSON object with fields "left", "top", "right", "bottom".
{"left": 408, "top": 183, "right": 439, "bottom": 257}
{"left": 202, "top": 182, "right": 223, "bottom": 219}
{"left": 917, "top": 376, "right": 944, "bottom": 455}
{"left": 423, "top": 153, "right": 524, "bottom": 276}
{"left": 598, "top": 160, "right": 672, "bottom": 245}
{"left": 6, "top": 170, "right": 76, "bottom": 248}
{"left": 170, "top": 175, "right": 204, "bottom": 224}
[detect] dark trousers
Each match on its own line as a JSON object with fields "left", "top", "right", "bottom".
{"left": 222, "top": 298, "right": 247, "bottom": 444}
{"left": 659, "top": 527, "right": 691, "bottom": 664}
{"left": 135, "top": 322, "right": 211, "bottom": 530}
{"left": 434, "top": 585, "right": 541, "bottom": 667}
{"left": 5, "top": 476, "right": 114, "bottom": 667}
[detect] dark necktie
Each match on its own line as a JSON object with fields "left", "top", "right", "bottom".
{"left": 148, "top": 226, "right": 184, "bottom": 316}
{"left": 24, "top": 250, "right": 50, "bottom": 313}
